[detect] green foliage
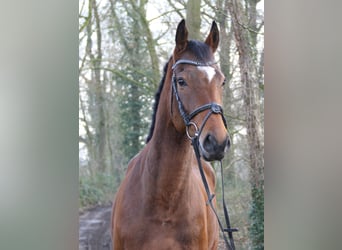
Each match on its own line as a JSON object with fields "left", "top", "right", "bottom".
{"left": 79, "top": 172, "right": 117, "bottom": 209}
{"left": 249, "top": 185, "right": 264, "bottom": 249}
{"left": 213, "top": 163, "right": 252, "bottom": 249}
{"left": 117, "top": 83, "right": 146, "bottom": 161}
{"left": 113, "top": 8, "right": 154, "bottom": 163}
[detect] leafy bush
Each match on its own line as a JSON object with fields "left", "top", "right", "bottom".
{"left": 249, "top": 185, "right": 264, "bottom": 249}
{"left": 79, "top": 173, "right": 116, "bottom": 209}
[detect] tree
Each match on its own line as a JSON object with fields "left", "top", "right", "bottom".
{"left": 186, "top": 0, "right": 202, "bottom": 40}
{"left": 109, "top": 0, "right": 158, "bottom": 162}
{"left": 215, "top": 0, "right": 237, "bottom": 188}
{"left": 81, "top": 0, "right": 107, "bottom": 172}
{"left": 227, "top": 0, "right": 264, "bottom": 248}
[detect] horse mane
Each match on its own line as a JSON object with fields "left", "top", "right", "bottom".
{"left": 145, "top": 40, "right": 212, "bottom": 143}
{"left": 146, "top": 60, "right": 170, "bottom": 143}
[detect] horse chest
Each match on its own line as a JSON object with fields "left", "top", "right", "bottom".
{"left": 119, "top": 202, "right": 207, "bottom": 248}
{"left": 138, "top": 217, "right": 206, "bottom": 250}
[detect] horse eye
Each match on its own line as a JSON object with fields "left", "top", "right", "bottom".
{"left": 177, "top": 78, "right": 187, "bottom": 87}
{"left": 222, "top": 79, "right": 226, "bottom": 86}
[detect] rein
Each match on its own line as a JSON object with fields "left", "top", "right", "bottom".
{"left": 172, "top": 59, "right": 238, "bottom": 250}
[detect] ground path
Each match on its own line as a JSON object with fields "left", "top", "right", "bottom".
{"left": 79, "top": 204, "right": 112, "bottom": 250}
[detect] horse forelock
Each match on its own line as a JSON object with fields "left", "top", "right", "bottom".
{"left": 182, "top": 40, "right": 214, "bottom": 63}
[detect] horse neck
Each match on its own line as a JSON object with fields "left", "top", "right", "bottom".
{"left": 145, "top": 67, "right": 194, "bottom": 205}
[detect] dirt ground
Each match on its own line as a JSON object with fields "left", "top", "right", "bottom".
{"left": 79, "top": 204, "right": 113, "bottom": 250}
{"left": 79, "top": 203, "right": 227, "bottom": 250}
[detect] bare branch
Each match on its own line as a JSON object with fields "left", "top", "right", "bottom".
{"left": 148, "top": 8, "right": 185, "bottom": 23}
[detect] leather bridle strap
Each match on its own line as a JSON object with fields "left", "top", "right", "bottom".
{"left": 192, "top": 135, "right": 237, "bottom": 250}
{"left": 171, "top": 59, "right": 217, "bottom": 70}
{"left": 188, "top": 103, "right": 228, "bottom": 130}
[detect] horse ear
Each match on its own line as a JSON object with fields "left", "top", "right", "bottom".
{"left": 205, "top": 21, "right": 220, "bottom": 53}
{"left": 175, "top": 19, "right": 188, "bottom": 54}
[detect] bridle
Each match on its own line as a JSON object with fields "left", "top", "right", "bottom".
{"left": 171, "top": 59, "right": 238, "bottom": 250}
{"left": 171, "top": 59, "right": 228, "bottom": 139}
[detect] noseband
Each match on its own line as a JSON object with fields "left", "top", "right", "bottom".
{"left": 171, "top": 59, "right": 237, "bottom": 250}
{"left": 171, "top": 59, "right": 228, "bottom": 140}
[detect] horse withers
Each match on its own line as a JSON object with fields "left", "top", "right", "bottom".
{"left": 111, "top": 19, "right": 230, "bottom": 250}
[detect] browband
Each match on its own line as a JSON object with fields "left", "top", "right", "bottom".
{"left": 172, "top": 59, "right": 217, "bottom": 70}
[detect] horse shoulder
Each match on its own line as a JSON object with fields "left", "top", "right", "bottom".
{"left": 112, "top": 150, "right": 146, "bottom": 249}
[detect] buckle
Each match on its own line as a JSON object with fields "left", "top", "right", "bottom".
{"left": 211, "top": 103, "right": 222, "bottom": 114}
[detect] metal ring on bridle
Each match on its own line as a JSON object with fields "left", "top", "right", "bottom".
{"left": 186, "top": 122, "right": 199, "bottom": 140}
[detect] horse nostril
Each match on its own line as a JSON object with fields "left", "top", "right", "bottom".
{"left": 202, "top": 134, "right": 229, "bottom": 161}
{"left": 203, "top": 134, "right": 228, "bottom": 153}
{"left": 227, "top": 138, "right": 231, "bottom": 149}
{"left": 203, "top": 134, "right": 216, "bottom": 153}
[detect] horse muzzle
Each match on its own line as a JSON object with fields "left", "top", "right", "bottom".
{"left": 200, "top": 133, "right": 230, "bottom": 161}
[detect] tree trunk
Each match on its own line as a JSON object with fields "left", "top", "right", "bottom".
{"left": 186, "top": 0, "right": 201, "bottom": 40}
{"left": 84, "top": 0, "right": 106, "bottom": 172}
{"left": 228, "top": 0, "right": 263, "bottom": 190}
{"left": 128, "top": 0, "right": 160, "bottom": 88}
{"left": 93, "top": 0, "right": 107, "bottom": 172}
{"left": 227, "top": 0, "right": 264, "bottom": 248}
{"left": 216, "top": 0, "right": 237, "bottom": 187}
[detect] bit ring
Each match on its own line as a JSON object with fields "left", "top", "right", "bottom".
{"left": 186, "top": 122, "right": 199, "bottom": 140}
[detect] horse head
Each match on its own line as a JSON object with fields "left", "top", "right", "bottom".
{"left": 171, "top": 19, "right": 230, "bottom": 161}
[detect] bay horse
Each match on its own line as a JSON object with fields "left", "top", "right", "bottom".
{"left": 111, "top": 19, "right": 230, "bottom": 250}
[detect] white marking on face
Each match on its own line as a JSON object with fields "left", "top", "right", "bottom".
{"left": 197, "top": 66, "right": 216, "bottom": 83}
